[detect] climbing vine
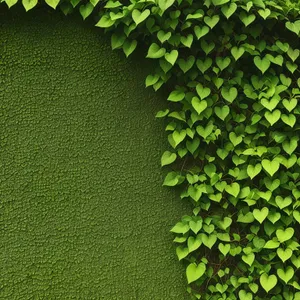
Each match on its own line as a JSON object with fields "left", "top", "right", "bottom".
{"left": 2, "top": 0, "right": 300, "bottom": 298}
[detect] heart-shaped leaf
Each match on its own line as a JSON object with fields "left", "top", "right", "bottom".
{"left": 260, "top": 273, "right": 277, "bottom": 293}
{"left": 196, "top": 84, "right": 211, "bottom": 100}
{"left": 186, "top": 263, "right": 206, "bottom": 284}
{"left": 214, "top": 106, "right": 230, "bottom": 120}
{"left": 276, "top": 228, "right": 294, "bottom": 243}
{"left": 192, "top": 97, "right": 207, "bottom": 115}
{"left": 264, "top": 109, "right": 281, "bottom": 126}
{"left": 221, "top": 86, "right": 238, "bottom": 102}
{"left": 204, "top": 15, "right": 220, "bottom": 29}
{"left": 254, "top": 56, "right": 270, "bottom": 74}
{"left": 161, "top": 151, "right": 177, "bottom": 166}
{"left": 231, "top": 46, "right": 245, "bottom": 61}
{"left": 277, "top": 266, "right": 294, "bottom": 284}
{"left": 262, "top": 159, "right": 280, "bottom": 177}
{"left": 147, "top": 43, "right": 166, "bottom": 59}
{"left": 132, "top": 9, "right": 150, "bottom": 25}
{"left": 22, "top": 0, "right": 37, "bottom": 11}
{"left": 253, "top": 207, "right": 269, "bottom": 224}
{"left": 164, "top": 50, "right": 178, "bottom": 66}
{"left": 194, "top": 25, "right": 210, "bottom": 39}
{"left": 277, "top": 248, "right": 293, "bottom": 263}
{"left": 247, "top": 164, "right": 262, "bottom": 179}
{"left": 221, "top": 3, "right": 237, "bottom": 19}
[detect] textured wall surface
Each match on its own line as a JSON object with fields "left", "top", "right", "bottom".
{"left": 0, "top": 7, "right": 190, "bottom": 299}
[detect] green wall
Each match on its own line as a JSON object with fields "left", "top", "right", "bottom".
{"left": 0, "top": 7, "right": 190, "bottom": 299}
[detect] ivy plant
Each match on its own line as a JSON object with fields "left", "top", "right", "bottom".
{"left": 2, "top": 0, "right": 300, "bottom": 298}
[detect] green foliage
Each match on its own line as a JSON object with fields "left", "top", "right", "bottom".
{"left": 3, "top": 0, "right": 300, "bottom": 298}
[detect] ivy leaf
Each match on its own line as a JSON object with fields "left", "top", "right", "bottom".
{"left": 191, "top": 97, "right": 207, "bottom": 115}
{"left": 260, "top": 273, "right": 278, "bottom": 293}
{"left": 258, "top": 8, "right": 271, "bottom": 19}
{"left": 212, "top": 0, "right": 230, "bottom": 5}
{"left": 231, "top": 46, "right": 245, "bottom": 61}
{"left": 167, "top": 90, "right": 185, "bottom": 102}
{"left": 132, "top": 9, "right": 150, "bottom": 25}
{"left": 176, "top": 246, "right": 189, "bottom": 260}
{"left": 186, "top": 263, "right": 206, "bottom": 284}
{"left": 262, "top": 159, "right": 280, "bottom": 177}
{"left": 96, "top": 15, "right": 115, "bottom": 28}
{"left": 277, "top": 248, "right": 293, "bottom": 263}
{"left": 22, "top": 0, "right": 37, "bottom": 11}
{"left": 214, "top": 106, "right": 230, "bottom": 120}
{"left": 161, "top": 151, "right": 177, "bottom": 166}
{"left": 5, "top": 0, "right": 18, "bottom": 7}
{"left": 147, "top": 43, "right": 166, "bottom": 59}
{"left": 285, "top": 20, "right": 300, "bottom": 35}
{"left": 204, "top": 15, "right": 220, "bottom": 29}
{"left": 253, "top": 207, "right": 269, "bottom": 224}
{"left": 277, "top": 266, "right": 294, "bottom": 284}
{"left": 247, "top": 164, "right": 262, "bottom": 179}
{"left": 225, "top": 182, "right": 240, "bottom": 197}
{"left": 221, "top": 3, "right": 237, "bottom": 19}
{"left": 276, "top": 228, "right": 294, "bottom": 243}
{"left": 221, "top": 86, "right": 238, "bottom": 102}
{"left": 163, "top": 171, "right": 184, "bottom": 186}
{"left": 194, "top": 26, "right": 210, "bottom": 39}
{"left": 239, "top": 12, "right": 256, "bottom": 27}
{"left": 79, "top": 3, "right": 94, "bottom": 20}
{"left": 264, "top": 110, "right": 281, "bottom": 126}
{"left": 122, "top": 40, "right": 137, "bottom": 57}
{"left": 164, "top": 50, "right": 178, "bottom": 65}
{"left": 45, "top": 0, "right": 59, "bottom": 9}
{"left": 254, "top": 56, "right": 270, "bottom": 74}
{"left": 158, "top": 0, "right": 175, "bottom": 12}
{"left": 170, "top": 221, "right": 189, "bottom": 234}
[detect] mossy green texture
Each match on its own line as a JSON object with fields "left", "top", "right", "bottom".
{"left": 0, "top": 8, "right": 190, "bottom": 299}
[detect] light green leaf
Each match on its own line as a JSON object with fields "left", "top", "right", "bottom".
{"left": 214, "top": 106, "right": 229, "bottom": 120}
{"left": 264, "top": 109, "right": 281, "bottom": 126}
{"left": 260, "top": 273, "right": 277, "bottom": 293}
{"left": 221, "top": 3, "right": 237, "bottom": 19}
{"left": 147, "top": 43, "right": 166, "bottom": 59}
{"left": 122, "top": 40, "right": 137, "bottom": 57}
{"left": 204, "top": 15, "right": 220, "bottom": 29}
{"left": 221, "top": 86, "right": 238, "bottom": 102}
{"left": 158, "top": 0, "right": 175, "bottom": 12}
{"left": 132, "top": 9, "right": 150, "bottom": 25}
{"left": 254, "top": 56, "right": 270, "bottom": 74}
{"left": 277, "top": 248, "right": 293, "bottom": 263}
{"left": 186, "top": 263, "right": 206, "bottom": 284}
{"left": 5, "top": 0, "right": 18, "bottom": 7}
{"left": 95, "top": 15, "right": 115, "bottom": 28}
{"left": 164, "top": 50, "right": 178, "bottom": 65}
{"left": 167, "top": 90, "right": 185, "bottom": 102}
{"left": 191, "top": 97, "right": 207, "bottom": 115}
{"left": 79, "top": 3, "right": 94, "bottom": 19}
{"left": 225, "top": 182, "right": 240, "bottom": 198}
{"left": 262, "top": 159, "right": 280, "bottom": 177}
{"left": 247, "top": 164, "right": 262, "bottom": 179}
{"left": 231, "top": 46, "right": 245, "bottom": 61}
{"left": 253, "top": 207, "right": 269, "bottom": 224}
{"left": 277, "top": 266, "right": 294, "bottom": 284}
{"left": 239, "top": 12, "right": 256, "bottom": 27}
{"left": 194, "top": 26, "right": 209, "bottom": 40}
{"left": 22, "top": 0, "right": 37, "bottom": 11}
{"left": 276, "top": 227, "right": 294, "bottom": 243}
{"left": 161, "top": 151, "right": 177, "bottom": 166}
{"left": 45, "top": 0, "right": 59, "bottom": 9}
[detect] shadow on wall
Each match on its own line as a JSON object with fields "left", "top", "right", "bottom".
{"left": 0, "top": 6, "right": 192, "bottom": 300}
